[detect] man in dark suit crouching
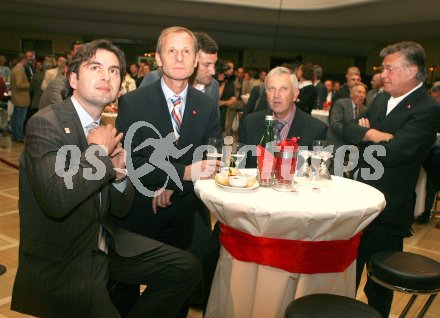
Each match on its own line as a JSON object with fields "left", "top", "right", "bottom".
{"left": 11, "top": 39, "right": 201, "bottom": 318}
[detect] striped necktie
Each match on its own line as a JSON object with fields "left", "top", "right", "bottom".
{"left": 85, "top": 121, "right": 99, "bottom": 133}
{"left": 170, "top": 95, "right": 182, "bottom": 136}
{"left": 274, "top": 120, "right": 286, "bottom": 144}
{"left": 85, "top": 121, "right": 108, "bottom": 254}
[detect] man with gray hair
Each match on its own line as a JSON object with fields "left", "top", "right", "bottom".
{"left": 313, "top": 64, "right": 326, "bottom": 109}
{"left": 343, "top": 41, "right": 440, "bottom": 317}
{"left": 332, "top": 66, "right": 362, "bottom": 104}
{"left": 240, "top": 66, "right": 327, "bottom": 168}
{"left": 431, "top": 83, "right": 440, "bottom": 104}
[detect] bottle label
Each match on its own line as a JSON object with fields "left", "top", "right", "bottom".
{"left": 257, "top": 144, "right": 275, "bottom": 184}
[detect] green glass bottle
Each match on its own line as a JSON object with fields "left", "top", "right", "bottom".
{"left": 257, "top": 115, "right": 276, "bottom": 186}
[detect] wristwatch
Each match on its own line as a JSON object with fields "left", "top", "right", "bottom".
{"left": 113, "top": 168, "right": 128, "bottom": 183}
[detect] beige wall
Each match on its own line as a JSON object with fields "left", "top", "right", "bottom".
{"left": 1, "top": 30, "right": 438, "bottom": 82}
{"left": 0, "top": 30, "right": 79, "bottom": 55}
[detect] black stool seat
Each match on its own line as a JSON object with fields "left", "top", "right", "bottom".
{"left": 285, "top": 293, "right": 381, "bottom": 318}
{"left": 369, "top": 251, "right": 440, "bottom": 293}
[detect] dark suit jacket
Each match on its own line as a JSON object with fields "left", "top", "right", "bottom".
{"left": 11, "top": 99, "right": 160, "bottom": 317}
{"left": 326, "top": 97, "right": 366, "bottom": 150}
{"left": 113, "top": 80, "right": 221, "bottom": 249}
{"left": 38, "top": 75, "right": 67, "bottom": 110}
{"left": 332, "top": 84, "right": 350, "bottom": 104}
{"left": 296, "top": 84, "right": 318, "bottom": 114}
{"left": 343, "top": 86, "right": 440, "bottom": 236}
{"left": 244, "top": 84, "right": 269, "bottom": 116}
{"left": 239, "top": 107, "right": 328, "bottom": 168}
{"left": 314, "top": 81, "right": 326, "bottom": 109}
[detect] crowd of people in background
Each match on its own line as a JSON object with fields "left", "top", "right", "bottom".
{"left": 2, "top": 30, "right": 440, "bottom": 318}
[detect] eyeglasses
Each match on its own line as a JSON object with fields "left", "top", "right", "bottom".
{"left": 379, "top": 65, "right": 408, "bottom": 73}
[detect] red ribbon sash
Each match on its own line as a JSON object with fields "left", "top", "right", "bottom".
{"left": 219, "top": 223, "right": 362, "bottom": 274}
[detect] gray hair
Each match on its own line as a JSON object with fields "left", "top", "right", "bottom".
{"left": 431, "top": 85, "right": 440, "bottom": 94}
{"left": 380, "top": 41, "right": 426, "bottom": 82}
{"left": 313, "top": 65, "right": 323, "bottom": 80}
{"left": 265, "top": 66, "right": 299, "bottom": 94}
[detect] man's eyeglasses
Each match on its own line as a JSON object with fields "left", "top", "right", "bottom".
{"left": 379, "top": 65, "right": 408, "bottom": 73}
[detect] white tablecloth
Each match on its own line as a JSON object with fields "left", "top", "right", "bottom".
{"left": 311, "top": 109, "right": 329, "bottom": 125}
{"left": 195, "top": 176, "right": 385, "bottom": 318}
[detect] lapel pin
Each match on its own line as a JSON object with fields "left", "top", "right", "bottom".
{"left": 64, "top": 127, "right": 70, "bottom": 134}
{"left": 406, "top": 104, "right": 411, "bottom": 109}
{"left": 192, "top": 110, "right": 197, "bottom": 115}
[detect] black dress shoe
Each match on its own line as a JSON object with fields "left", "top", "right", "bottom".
{"left": 0, "top": 265, "right": 6, "bottom": 275}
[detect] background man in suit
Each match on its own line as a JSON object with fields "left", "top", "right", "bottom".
{"left": 11, "top": 39, "right": 201, "bottom": 318}
{"left": 23, "top": 50, "right": 35, "bottom": 82}
{"left": 323, "top": 79, "right": 334, "bottom": 106}
{"left": 295, "top": 63, "right": 318, "bottom": 114}
{"left": 38, "top": 60, "right": 69, "bottom": 110}
{"left": 41, "top": 55, "right": 67, "bottom": 91}
{"left": 365, "top": 73, "right": 384, "bottom": 108}
{"left": 240, "top": 66, "right": 328, "bottom": 168}
{"left": 326, "top": 83, "right": 367, "bottom": 151}
{"left": 332, "top": 66, "right": 362, "bottom": 104}
{"left": 10, "top": 53, "right": 30, "bottom": 142}
{"left": 313, "top": 64, "right": 326, "bottom": 109}
{"left": 343, "top": 41, "right": 440, "bottom": 317}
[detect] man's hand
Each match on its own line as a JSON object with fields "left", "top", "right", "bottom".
{"left": 183, "top": 160, "right": 221, "bottom": 181}
{"left": 363, "top": 129, "right": 394, "bottom": 143}
{"left": 110, "top": 142, "right": 126, "bottom": 180}
{"left": 87, "top": 124, "right": 123, "bottom": 155}
{"left": 358, "top": 118, "right": 371, "bottom": 128}
{"left": 152, "top": 189, "right": 174, "bottom": 214}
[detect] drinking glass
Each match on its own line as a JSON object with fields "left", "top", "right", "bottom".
{"left": 312, "top": 140, "right": 326, "bottom": 153}
{"left": 311, "top": 140, "right": 326, "bottom": 180}
{"left": 295, "top": 150, "right": 312, "bottom": 186}
{"left": 318, "top": 151, "right": 333, "bottom": 187}
{"left": 207, "top": 138, "right": 224, "bottom": 177}
{"left": 230, "top": 142, "right": 246, "bottom": 169}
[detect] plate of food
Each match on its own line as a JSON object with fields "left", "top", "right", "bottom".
{"left": 214, "top": 169, "right": 259, "bottom": 192}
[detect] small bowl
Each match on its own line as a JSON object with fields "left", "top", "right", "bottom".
{"left": 228, "top": 175, "right": 250, "bottom": 188}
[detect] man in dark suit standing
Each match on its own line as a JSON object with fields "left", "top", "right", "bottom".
{"left": 343, "top": 41, "right": 440, "bottom": 317}
{"left": 240, "top": 66, "right": 328, "bottom": 168}
{"left": 327, "top": 83, "right": 367, "bottom": 151}
{"left": 11, "top": 39, "right": 201, "bottom": 318}
{"left": 115, "top": 25, "right": 221, "bottom": 249}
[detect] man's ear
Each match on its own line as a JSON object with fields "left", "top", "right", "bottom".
{"left": 69, "top": 72, "right": 78, "bottom": 90}
{"left": 155, "top": 53, "right": 162, "bottom": 68}
{"left": 408, "top": 64, "right": 419, "bottom": 79}
{"left": 194, "top": 51, "right": 200, "bottom": 68}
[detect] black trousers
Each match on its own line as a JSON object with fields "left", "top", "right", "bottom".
{"left": 356, "top": 230, "right": 403, "bottom": 318}
{"left": 91, "top": 242, "right": 202, "bottom": 318}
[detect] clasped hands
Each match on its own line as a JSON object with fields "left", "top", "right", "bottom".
{"left": 86, "top": 124, "right": 126, "bottom": 179}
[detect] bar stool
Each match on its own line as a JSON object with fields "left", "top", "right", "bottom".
{"left": 369, "top": 251, "right": 440, "bottom": 318}
{"left": 284, "top": 293, "right": 381, "bottom": 318}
